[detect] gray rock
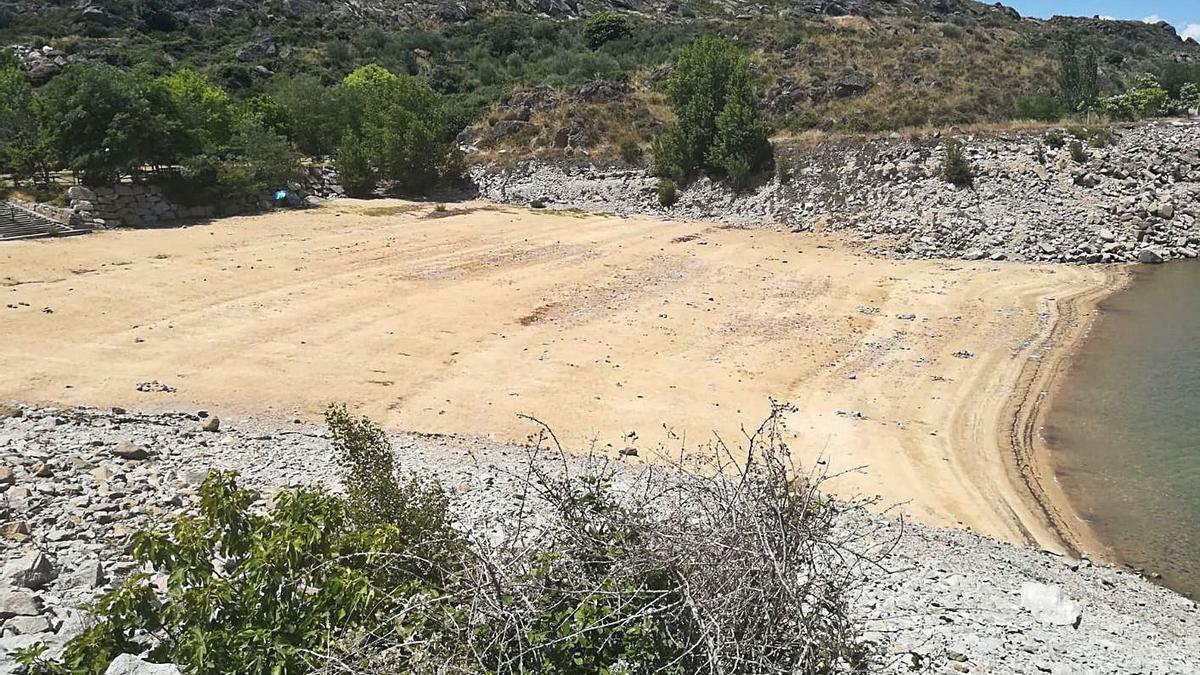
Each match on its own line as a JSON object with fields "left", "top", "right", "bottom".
{"left": 2, "top": 551, "right": 57, "bottom": 590}
{"left": 1020, "top": 582, "right": 1082, "bottom": 628}
{"left": 104, "top": 654, "right": 184, "bottom": 675}
{"left": 1137, "top": 248, "right": 1164, "bottom": 264}
{"left": 112, "top": 441, "right": 150, "bottom": 460}
{"left": 200, "top": 417, "right": 220, "bottom": 433}
{"left": 0, "top": 589, "right": 43, "bottom": 619}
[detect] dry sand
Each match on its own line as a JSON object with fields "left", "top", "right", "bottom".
{"left": 0, "top": 200, "right": 1116, "bottom": 550}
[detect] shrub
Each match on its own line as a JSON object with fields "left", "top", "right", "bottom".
{"left": 1068, "top": 139, "right": 1088, "bottom": 163}
{"left": 654, "top": 37, "right": 773, "bottom": 185}
{"left": 19, "top": 405, "right": 883, "bottom": 674}
{"left": 335, "top": 133, "right": 378, "bottom": 197}
{"left": 20, "top": 407, "right": 462, "bottom": 674}
{"left": 1044, "top": 130, "right": 1066, "bottom": 149}
{"left": 657, "top": 177, "right": 678, "bottom": 206}
{"left": 618, "top": 138, "right": 642, "bottom": 165}
{"left": 942, "top": 139, "right": 973, "bottom": 187}
{"left": 529, "top": 198, "right": 546, "bottom": 209}
{"left": 1016, "top": 94, "right": 1064, "bottom": 121}
{"left": 775, "top": 154, "right": 793, "bottom": 184}
{"left": 583, "top": 12, "right": 632, "bottom": 50}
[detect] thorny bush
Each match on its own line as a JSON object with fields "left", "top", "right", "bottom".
{"left": 20, "top": 403, "right": 891, "bottom": 674}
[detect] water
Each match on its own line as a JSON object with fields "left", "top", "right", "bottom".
{"left": 1045, "top": 262, "right": 1200, "bottom": 599}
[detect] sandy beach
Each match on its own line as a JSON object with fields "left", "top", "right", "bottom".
{"left": 0, "top": 200, "right": 1118, "bottom": 551}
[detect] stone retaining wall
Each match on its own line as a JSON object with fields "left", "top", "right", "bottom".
{"left": 64, "top": 166, "right": 345, "bottom": 229}
{"left": 5, "top": 198, "right": 77, "bottom": 226}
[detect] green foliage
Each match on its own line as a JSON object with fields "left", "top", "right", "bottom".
{"left": 0, "top": 66, "right": 52, "bottom": 186}
{"left": 654, "top": 37, "right": 772, "bottom": 185}
{"left": 36, "top": 65, "right": 174, "bottom": 185}
{"left": 942, "top": 139, "right": 973, "bottom": 187}
{"left": 268, "top": 74, "right": 349, "bottom": 157}
{"left": 1044, "top": 130, "right": 1066, "bottom": 149}
{"left": 1016, "top": 94, "right": 1064, "bottom": 122}
{"left": 161, "top": 67, "right": 232, "bottom": 156}
{"left": 1178, "top": 82, "right": 1200, "bottom": 113}
{"left": 775, "top": 155, "right": 793, "bottom": 184}
{"left": 1068, "top": 139, "right": 1088, "bottom": 163}
{"left": 28, "top": 410, "right": 463, "bottom": 675}
{"left": 1099, "top": 73, "right": 1169, "bottom": 120}
{"left": 341, "top": 64, "right": 453, "bottom": 194}
{"left": 1059, "top": 38, "right": 1099, "bottom": 111}
{"left": 657, "top": 178, "right": 678, "bottom": 206}
{"left": 335, "top": 133, "right": 378, "bottom": 197}
{"left": 529, "top": 198, "right": 546, "bottom": 209}
{"left": 583, "top": 12, "right": 632, "bottom": 50}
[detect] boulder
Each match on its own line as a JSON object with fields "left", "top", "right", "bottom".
{"left": 105, "top": 655, "right": 184, "bottom": 675}
{"left": 831, "top": 71, "right": 873, "bottom": 99}
{"left": 1019, "top": 582, "right": 1082, "bottom": 628}
{"left": 0, "top": 589, "right": 43, "bottom": 619}
{"left": 112, "top": 441, "right": 150, "bottom": 460}
{"left": 3, "top": 551, "right": 58, "bottom": 590}
{"left": 1137, "top": 248, "right": 1164, "bottom": 264}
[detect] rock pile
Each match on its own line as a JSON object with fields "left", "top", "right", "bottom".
{"left": 1, "top": 404, "right": 1197, "bottom": 672}
{"left": 472, "top": 120, "right": 1200, "bottom": 265}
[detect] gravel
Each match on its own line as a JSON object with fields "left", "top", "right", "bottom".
{"left": 1, "top": 405, "right": 1197, "bottom": 673}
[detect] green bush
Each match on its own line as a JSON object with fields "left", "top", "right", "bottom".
{"left": 1016, "top": 94, "right": 1064, "bottom": 121}
{"left": 19, "top": 407, "right": 462, "bottom": 674}
{"left": 583, "top": 12, "right": 632, "bottom": 50}
{"left": 942, "top": 139, "right": 973, "bottom": 187}
{"left": 1068, "top": 139, "right": 1088, "bottom": 163}
{"left": 1044, "top": 130, "right": 1066, "bottom": 149}
{"left": 335, "top": 133, "right": 378, "bottom": 197}
{"left": 1099, "top": 73, "right": 1169, "bottom": 120}
{"left": 529, "top": 198, "right": 546, "bottom": 209}
{"left": 657, "top": 178, "right": 678, "bottom": 206}
{"left": 654, "top": 37, "right": 772, "bottom": 186}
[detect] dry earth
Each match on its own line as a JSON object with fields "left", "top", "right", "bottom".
{"left": 0, "top": 200, "right": 1113, "bottom": 549}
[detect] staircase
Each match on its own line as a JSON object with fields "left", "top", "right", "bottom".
{"left": 0, "top": 201, "right": 90, "bottom": 241}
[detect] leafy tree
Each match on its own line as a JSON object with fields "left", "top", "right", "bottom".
{"left": 653, "top": 37, "right": 772, "bottom": 186}
{"left": 0, "top": 66, "right": 51, "bottom": 186}
{"left": 1099, "top": 73, "right": 1169, "bottom": 120}
{"left": 36, "top": 65, "right": 174, "bottom": 185}
{"left": 583, "top": 12, "right": 632, "bottom": 50}
{"left": 268, "top": 74, "right": 348, "bottom": 157}
{"left": 708, "top": 66, "right": 773, "bottom": 189}
{"left": 1059, "top": 38, "right": 1098, "bottom": 111}
{"left": 160, "top": 67, "right": 232, "bottom": 156}
{"left": 339, "top": 64, "right": 451, "bottom": 194}
{"left": 336, "top": 133, "right": 378, "bottom": 197}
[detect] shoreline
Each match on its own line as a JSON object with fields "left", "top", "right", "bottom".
{"left": 1004, "top": 263, "right": 1132, "bottom": 558}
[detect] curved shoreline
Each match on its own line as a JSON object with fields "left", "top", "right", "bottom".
{"left": 1003, "top": 264, "right": 1132, "bottom": 558}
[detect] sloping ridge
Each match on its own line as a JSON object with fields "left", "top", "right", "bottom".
{"left": 0, "top": 201, "right": 90, "bottom": 242}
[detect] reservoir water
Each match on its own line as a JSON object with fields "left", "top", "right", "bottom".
{"left": 1045, "top": 262, "right": 1200, "bottom": 599}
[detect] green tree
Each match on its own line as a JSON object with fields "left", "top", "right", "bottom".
{"left": 338, "top": 64, "right": 450, "bottom": 194}
{"left": 37, "top": 65, "right": 174, "bottom": 185}
{"left": 654, "top": 37, "right": 772, "bottom": 186}
{"left": 0, "top": 66, "right": 52, "bottom": 186}
{"left": 268, "top": 74, "right": 348, "bottom": 157}
{"left": 1059, "top": 38, "right": 1098, "bottom": 111}
{"left": 583, "top": 12, "right": 632, "bottom": 50}
{"left": 336, "top": 133, "right": 378, "bottom": 197}
{"left": 160, "top": 67, "right": 232, "bottom": 156}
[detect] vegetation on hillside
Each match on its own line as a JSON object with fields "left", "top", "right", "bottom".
{"left": 16, "top": 404, "right": 885, "bottom": 674}
{"left": 0, "top": 61, "right": 460, "bottom": 197}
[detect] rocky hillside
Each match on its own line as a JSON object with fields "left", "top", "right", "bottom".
{"left": 473, "top": 119, "right": 1200, "bottom": 264}
{"left": 2, "top": 0, "right": 1198, "bottom": 134}
{"left": 1, "top": 404, "right": 1197, "bottom": 673}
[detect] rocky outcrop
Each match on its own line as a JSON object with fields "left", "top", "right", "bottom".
{"left": 0, "top": 404, "right": 1197, "bottom": 672}
{"left": 472, "top": 120, "right": 1200, "bottom": 264}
